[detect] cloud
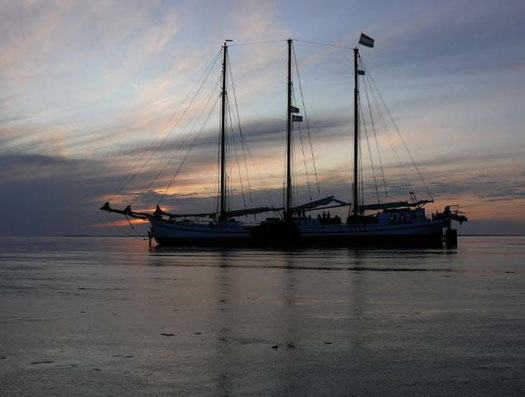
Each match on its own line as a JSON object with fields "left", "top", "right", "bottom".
{"left": 114, "top": 115, "right": 349, "bottom": 157}
{"left": 0, "top": 152, "right": 79, "bottom": 167}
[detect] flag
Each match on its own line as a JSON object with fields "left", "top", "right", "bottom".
{"left": 359, "top": 33, "right": 374, "bottom": 48}
{"left": 292, "top": 115, "right": 303, "bottom": 122}
{"left": 290, "top": 106, "right": 300, "bottom": 113}
{"left": 358, "top": 70, "right": 365, "bottom": 75}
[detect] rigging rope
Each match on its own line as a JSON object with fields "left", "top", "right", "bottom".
{"left": 157, "top": 94, "right": 221, "bottom": 205}
{"left": 365, "top": 69, "right": 413, "bottom": 191}
{"left": 227, "top": 53, "right": 253, "bottom": 203}
{"left": 291, "top": 41, "right": 432, "bottom": 202}
{"left": 134, "top": 74, "right": 222, "bottom": 204}
{"left": 230, "top": 39, "right": 287, "bottom": 47}
{"left": 103, "top": 212, "right": 143, "bottom": 239}
{"left": 297, "top": 122, "right": 313, "bottom": 201}
{"left": 361, "top": 58, "right": 434, "bottom": 201}
{"left": 291, "top": 89, "right": 313, "bottom": 200}
{"left": 227, "top": 99, "right": 247, "bottom": 211}
{"left": 294, "top": 39, "right": 354, "bottom": 51}
{"left": 362, "top": 76, "right": 388, "bottom": 197}
{"left": 359, "top": 98, "right": 381, "bottom": 204}
{"left": 292, "top": 43, "right": 321, "bottom": 195}
{"left": 110, "top": 50, "right": 221, "bottom": 203}
{"left": 291, "top": 122, "right": 299, "bottom": 209}
{"left": 225, "top": 52, "right": 279, "bottom": 213}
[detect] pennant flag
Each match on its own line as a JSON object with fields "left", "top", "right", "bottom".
{"left": 292, "top": 115, "right": 303, "bottom": 122}
{"left": 358, "top": 70, "right": 365, "bottom": 75}
{"left": 359, "top": 33, "right": 375, "bottom": 48}
{"left": 290, "top": 106, "right": 300, "bottom": 113}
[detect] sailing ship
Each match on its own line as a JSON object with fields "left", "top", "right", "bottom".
{"left": 101, "top": 34, "right": 467, "bottom": 246}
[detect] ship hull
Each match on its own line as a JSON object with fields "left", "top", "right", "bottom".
{"left": 150, "top": 218, "right": 251, "bottom": 246}
{"left": 250, "top": 219, "right": 447, "bottom": 247}
{"left": 300, "top": 220, "right": 446, "bottom": 237}
{"left": 298, "top": 220, "right": 447, "bottom": 246}
{"left": 151, "top": 216, "right": 448, "bottom": 247}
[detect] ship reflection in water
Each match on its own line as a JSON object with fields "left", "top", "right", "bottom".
{"left": 0, "top": 236, "right": 524, "bottom": 396}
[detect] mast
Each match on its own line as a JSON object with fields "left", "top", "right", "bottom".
{"left": 352, "top": 47, "right": 359, "bottom": 217}
{"left": 219, "top": 41, "right": 229, "bottom": 221}
{"left": 285, "top": 38, "right": 293, "bottom": 221}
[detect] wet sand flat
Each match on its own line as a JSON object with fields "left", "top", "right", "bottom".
{"left": 1, "top": 236, "right": 524, "bottom": 396}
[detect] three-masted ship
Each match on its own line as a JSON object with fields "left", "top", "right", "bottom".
{"left": 101, "top": 34, "right": 467, "bottom": 246}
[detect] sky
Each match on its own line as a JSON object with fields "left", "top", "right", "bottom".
{"left": 1, "top": 0, "right": 524, "bottom": 236}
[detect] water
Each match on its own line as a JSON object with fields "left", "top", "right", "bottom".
{"left": 0, "top": 236, "right": 524, "bottom": 396}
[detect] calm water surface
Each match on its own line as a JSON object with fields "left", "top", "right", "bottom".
{"left": 0, "top": 236, "right": 524, "bottom": 396}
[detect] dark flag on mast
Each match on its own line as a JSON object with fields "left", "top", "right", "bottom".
{"left": 359, "top": 33, "right": 375, "bottom": 48}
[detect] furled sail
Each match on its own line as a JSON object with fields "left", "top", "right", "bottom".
{"left": 290, "top": 196, "right": 350, "bottom": 213}
{"left": 155, "top": 205, "right": 279, "bottom": 218}
{"left": 360, "top": 200, "right": 433, "bottom": 211}
{"left": 226, "top": 207, "right": 277, "bottom": 217}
